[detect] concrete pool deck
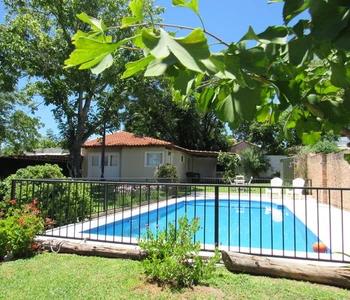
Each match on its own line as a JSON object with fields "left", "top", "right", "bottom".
{"left": 44, "top": 191, "right": 350, "bottom": 262}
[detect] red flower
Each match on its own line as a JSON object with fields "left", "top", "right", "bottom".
{"left": 19, "top": 218, "right": 25, "bottom": 226}
{"left": 45, "top": 217, "right": 53, "bottom": 223}
{"left": 31, "top": 243, "right": 39, "bottom": 250}
{"left": 32, "top": 199, "right": 38, "bottom": 205}
{"left": 9, "top": 199, "right": 16, "bottom": 205}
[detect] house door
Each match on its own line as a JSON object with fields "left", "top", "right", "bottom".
{"left": 88, "top": 153, "right": 120, "bottom": 178}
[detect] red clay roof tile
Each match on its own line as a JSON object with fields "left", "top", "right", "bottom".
{"left": 83, "top": 131, "right": 172, "bottom": 148}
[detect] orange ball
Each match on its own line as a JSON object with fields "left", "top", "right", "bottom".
{"left": 312, "top": 242, "right": 327, "bottom": 253}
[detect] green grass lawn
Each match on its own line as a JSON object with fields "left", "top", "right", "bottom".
{"left": 1, "top": 253, "right": 349, "bottom": 299}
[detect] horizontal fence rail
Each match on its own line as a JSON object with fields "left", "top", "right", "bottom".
{"left": 9, "top": 178, "right": 350, "bottom": 263}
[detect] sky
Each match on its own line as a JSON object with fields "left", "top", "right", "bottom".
{"left": 0, "top": 0, "right": 287, "bottom": 136}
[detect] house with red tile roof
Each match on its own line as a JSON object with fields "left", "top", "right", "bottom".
{"left": 230, "top": 141, "right": 260, "bottom": 154}
{"left": 81, "top": 131, "right": 221, "bottom": 181}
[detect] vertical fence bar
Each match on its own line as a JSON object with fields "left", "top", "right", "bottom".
{"left": 328, "top": 189, "right": 332, "bottom": 261}
{"left": 103, "top": 183, "right": 108, "bottom": 212}
{"left": 214, "top": 185, "right": 219, "bottom": 247}
{"left": 11, "top": 179, "right": 16, "bottom": 200}
{"left": 341, "top": 190, "right": 345, "bottom": 261}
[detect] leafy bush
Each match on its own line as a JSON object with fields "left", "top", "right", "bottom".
{"left": 308, "top": 140, "right": 342, "bottom": 154}
{"left": 154, "top": 163, "right": 179, "bottom": 183}
{"left": 3, "top": 164, "right": 92, "bottom": 226}
{"left": 138, "top": 214, "right": 220, "bottom": 288}
{"left": 240, "top": 147, "right": 270, "bottom": 178}
{"left": 217, "top": 152, "right": 240, "bottom": 183}
{"left": 2, "top": 164, "right": 66, "bottom": 201}
{"left": 0, "top": 199, "right": 44, "bottom": 259}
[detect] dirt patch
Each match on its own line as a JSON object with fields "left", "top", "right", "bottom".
{"left": 133, "top": 278, "right": 225, "bottom": 299}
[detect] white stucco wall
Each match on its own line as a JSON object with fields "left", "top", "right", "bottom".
{"left": 192, "top": 157, "right": 218, "bottom": 178}
{"left": 260, "top": 155, "right": 288, "bottom": 177}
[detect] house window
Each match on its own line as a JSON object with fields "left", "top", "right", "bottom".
{"left": 91, "top": 155, "right": 99, "bottom": 167}
{"left": 187, "top": 157, "right": 192, "bottom": 171}
{"left": 145, "top": 151, "right": 164, "bottom": 167}
{"left": 181, "top": 155, "right": 184, "bottom": 163}
{"left": 110, "top": 155, "right": 118, "bottom": 166}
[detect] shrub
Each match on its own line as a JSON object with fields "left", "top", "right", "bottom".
{"left": 309, "top": 140, "right": 342, "bottom": 154}
{"left": 2, "top": 164, "right": 66, "bottom": 201}
{"left": 217, "top": 152, "right": 240, "bottom": 183}
{"left": 138, "top": 214, "right": 220, "bottom": 288}
{"left": 3, "top": 164, "right": 92, "bottom": 226}
{"left": 0, "top": 199, "right": 44, "bottom": 259}
{"left": 240, "top": 147, "right": 270, "bottom": 178}
{"left": 154, "top": 163, "right": 179, "bottom": 183}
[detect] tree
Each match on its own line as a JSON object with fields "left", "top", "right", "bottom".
{"left": 123, "top": 78, "right": 232, "bottom": 151}
{"left": 217, "top": 152, "right": 240, "bottom": 183}
{"left": 65, "top": 0, "right": 350, "bottom": 146}
{"left": 233, "top": 119, "right": 302, "bottom": 155}
{"left": 240, "top": 147, "right": 270, "bottom": 178}
{"left": 35, "top": 132, "right": 61, "bottom": 149}
{"left": 1, "top": 0, "right": 162, "bottom": 177}
{"left": 0, "top": 92, "right": 42, "bottom": 155}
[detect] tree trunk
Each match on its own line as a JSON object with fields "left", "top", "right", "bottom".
{"left": 35, "top": 238, "right": 146, "bottom": 260}
{"left": 222, "top": 251, "right": 350, "bottom": 289}
{"left": 68, "top": 141, "right": 83, "bottom": 178}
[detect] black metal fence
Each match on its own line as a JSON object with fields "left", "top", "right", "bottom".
{"left": 10, "top": 178, "right": 350, "bottom": 263}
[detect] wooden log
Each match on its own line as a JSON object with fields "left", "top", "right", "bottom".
{"left": 222, "top": 251, "right": 350, "bottom": 289}
{"left": 35, "top": 238, "right": 146, "bottom": 260}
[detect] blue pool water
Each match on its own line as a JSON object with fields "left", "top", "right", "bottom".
{"left": 84, "top": 200, "right": 326, "bottom": 253}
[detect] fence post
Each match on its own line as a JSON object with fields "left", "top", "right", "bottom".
{"left": 11, "top": 179, "right": 16, "bottom": 200}
{"left": 215, "top": 185, "right": 219, "bottom": 247}
{"left": 103, "top": 183, "right": 108, "bottom": 211}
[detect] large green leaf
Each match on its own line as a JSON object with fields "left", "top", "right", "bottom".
{"left": 197, "top": 87, "right": 216, "bottom": 112}
{"left": 76, "top": 13, "right": 107, "bottom": 33}
{"left": 309, "top": 0, "right": 350, "bottom": 41}
{"left": 256, "top": 105, "right": 271, "bottom": 122}
{"left": 122, "top": 55, "right": 155, "bottom": 78}
{"left": 292, "top": 19, "right": 310, "bottom": 38}
{"left": 294, "top": 114, "right": 322, "bottom": 142}
{"left": 318, "top": 99, "right": 350, "bottom": 124}
{"left": 330, "top": 62, "right": 350, "bottom": 88}
{"left": 172, "top": 0, "right": 199, "bottom": 15}
{"left": 257, "top": 26, "right": 288, "bottom": 44}
{"left": 215, "top": 85, "right": 262, "bottom": 123}
{"left": 145, "top": 54, "right": 178, "bottom": 76}
{"left": 223, "top": 48, "right": 246, "bottom": 85}
{"left": 315, "top": 81, "right": 341, "bottom": 95}
{"left": 301, "top": 131, "right": 322, "bottom": 145}
{"left": 239, "top": 26, "right": 288, "bottom": 45}
{"left": 122, "top": 0, "right": 144, "bottom": 28}
{"left": 65, "top": 35, "right": 134, "bottom": 71}
{"left": 173, "top": 69, "right": 196, "bottom": 95}
{"left": 275, "top": 80, "right": 302, "bottom": 106}
{"left": 288, "top": 36, "right": 313, "bottom": 66}
{"left": 283, "top": 0, "right": 310, "bottom": 24}
{"left": 239, "top": 47, "right": 270, "bottom": 75}
{"left": 64, "top": 37, "right": 118, "bottom": 70}
{"left": 141, "top": 28, "right": 210, "bottom": 73}
{"left": 334, "top": 25, "right": 350, "bottom": 51}
{"left": 91, "top": 54, "right": 114, "bottom": 74}
{"left": 209, "top": 53, "right": 226, "bottom": 73}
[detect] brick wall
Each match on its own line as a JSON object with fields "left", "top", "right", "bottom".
{"left": 306, "top": 151, "right": 350, "bottom": 209}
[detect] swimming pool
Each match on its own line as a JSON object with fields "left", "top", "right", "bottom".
{"left": 83, "top": 199, "right": 326, "bottom": 253}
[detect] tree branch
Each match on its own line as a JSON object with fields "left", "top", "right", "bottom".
{"left": 108, "top": 22, "right": 230, "bottom": 47}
